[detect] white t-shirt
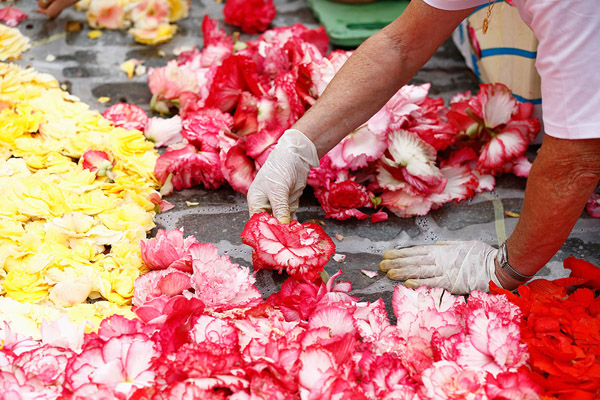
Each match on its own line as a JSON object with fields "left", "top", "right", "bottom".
{"left": 424, "top": 0, "right": 600, "bottom": 140}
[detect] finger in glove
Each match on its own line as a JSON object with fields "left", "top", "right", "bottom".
{"left": 403, "top": 277, "right": 449, "bottom": 289}
{"left": 386, "top": 265, "right": 440, "bottom": 280}
{"left": 379, "top": 256, "right": 434, "bottom": 272}
{"left": 382, "top": 246, "right": 431, "bottom": 259}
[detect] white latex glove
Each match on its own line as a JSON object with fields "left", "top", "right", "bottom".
{"left": 247, "top": 129, "right": 319, "bottom": 223}
{"left": 379, "top": 241, "right": 502, "bottom": 294}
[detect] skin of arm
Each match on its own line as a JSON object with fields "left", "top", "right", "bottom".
{"left": 38, "top": 0, "right": 79, "bottom": 18}
{"left": 496, "top": 136, "right": 600, "bottom": 290}
{"left": 293, "top": 0, "right": 475, "bottom": 158}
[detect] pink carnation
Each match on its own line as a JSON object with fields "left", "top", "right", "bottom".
{"left": 65, "top": 334, "right": 158, "bottom": 396}
{"left": 15, "top": 345, "right": 74, "bottom": 386}
{"left": 102, "top": 103, "right": 148, "bottom": 132}
{"left": 181, "top": 108, "right": 234, "bottom": 152}
{"left": 140, "top": 228, "right": 197, "bottom": 271}
{"left": 154, "top": 144, "right": 224, "bottom": 194}
{"left": 190, "top": 242, "right": 262, "bottom": 311}
{"left": 133, "top": 268, "right": 192, "bottom": 306}
{"left": 421, "top": 361, "right": 485, "bottom": 399}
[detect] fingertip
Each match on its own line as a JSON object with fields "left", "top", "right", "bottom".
{"left": 404, "top": 279, "right": 420, "bottom": 289}
{"left": 276, "top": 216, "right": 291, "bottom": 224}
{"left": 379, "top": 260, "right": 393, "bottom": 272}
{"left": 387, "top": 269, "right": 404, "bottom": 281}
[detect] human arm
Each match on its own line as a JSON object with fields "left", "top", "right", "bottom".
{"left": 247, "top": 0, "right": 475, "bottom": 221}
{"left": 38, "top": 0, "right": 79, "bottom": 18}
{"left": 498, "top": 136, "right": 600, "bottom": 289}
{"left": 381, "top": 136, "right": 600, "bottom": 294}
{"left": 296, "top": 0, "right": 475, "bottom": 157}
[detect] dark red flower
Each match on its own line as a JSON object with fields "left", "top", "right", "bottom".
{"left": 223, "top": 0, "right": 276, "bottom": 34}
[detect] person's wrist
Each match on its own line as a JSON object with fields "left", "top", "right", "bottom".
{"left": 494, "top": 259, "right": 523, "bottom": 291}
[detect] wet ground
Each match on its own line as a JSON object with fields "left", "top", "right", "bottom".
{"left": 14, "top": 0, "right": 599, "bottom": 317}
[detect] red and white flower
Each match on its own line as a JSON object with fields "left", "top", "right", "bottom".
{"left": 80, "top": 150, "right": 116, "bottom": 179}
{"left": 241, "top": 213, "right": 335, "bottom": 282}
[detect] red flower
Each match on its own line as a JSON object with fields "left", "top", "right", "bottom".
{"left": 80, "top": 150, "right": 115, "bottom": 179}
{"left": 102, "top": 103, "right": 148, "bottom": 132}
{"left": 154, "top": 144, "right": 224, "bottom": 193}
{"left": 241, "top": 212, "right": 335, "bottom": 282}
{"left": 496, "top": 258, "right": 600, "bottom": 399}
{"left": 220, "top": 139, "right": 257, "bottom": 195}
{"left": 205, "top": 55, "right": 262, "bottom": 113}
{"left": 223, "top": 0, "right": 276, "bottom": 34}
{"left": 0, "top": 6, "right": 27, "bottom": 27}
{"left": 587, "top": 193, "right": 600, "bottom": 218}
{"left": 315, "top": 179, "right": 372, "bottom": 221}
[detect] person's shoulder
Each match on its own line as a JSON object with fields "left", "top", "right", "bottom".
{"left": 422, "top": 0, "right": 487, "bottom": 11}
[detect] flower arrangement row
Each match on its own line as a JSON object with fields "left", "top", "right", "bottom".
{"left": 0, "top": 63, "right": 166, "bottom": 335}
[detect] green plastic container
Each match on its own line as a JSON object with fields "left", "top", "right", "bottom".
{"left": 307, "top": 0, "right": 410, "bottom": 48}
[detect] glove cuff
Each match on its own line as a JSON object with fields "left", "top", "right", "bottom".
{"left": 282, "top": 129, "right": 320, "bottom": 168}
{"left": 488, "top": 248, "right": 502, "bottom": 288}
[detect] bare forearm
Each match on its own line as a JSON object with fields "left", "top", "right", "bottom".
{"left": 294, "top": 0, "right": 473, "bottom": 158}
{"left": 294, "top": 31, "right": 415, "bottom": 158}
{"left": 497, "top": 136, "right": 600, "bottom": 289}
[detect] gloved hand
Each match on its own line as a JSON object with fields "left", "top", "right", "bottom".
{"left": 247, "top": 129, "right": 319, "bottom": 223}
{"left": 379, "top": 241, "right": 501, "bottom": 294}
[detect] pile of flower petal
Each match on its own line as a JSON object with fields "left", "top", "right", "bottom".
{"left": 0, "top": 23, "right": 30, "bottom": 61}
{"left": 492, "top": 257, "right": 600, "bottom": 400}
{"left": 241, "top": 212, "right": 335, "bottom": 282}
{"left": 149, "top": 17, "right": 540, "bottom": 220}
{"left": 0, "top": 63, "right": 165, "bottom": 337}
{"left": 74, "top": 0, "right": 190, "bottom": 45}
{"left": 0, "top": 225, "right": 542, "bottom": 399}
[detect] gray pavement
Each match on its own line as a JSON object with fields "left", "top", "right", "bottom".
{"left": 13, "top": 0, "right": 599, "bottom": 318}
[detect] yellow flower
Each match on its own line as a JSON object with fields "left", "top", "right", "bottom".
{"left": 114, "top": 151, "right": 159, "bottom": 184}
{"left": 97, "top": 202, "right": 154, "bottom": 233}
{"left": 168, "top": 0, "right": 190, "bottom": 22}
{"left": 108, "top": 127, "right": 155, "bottom": 159}
{"left": 130, "top": 23, "right": 177, "bottom": 45}
{"left": 69, "top": 190, "right": 122, "bottom": 215}
{"left": 11, "top": 174, "right": 72, "bottom": 219}
{"left": 107, "top": 266, "right": 140, "bottom": 305}
{"left": 109, "top": 241, "right": 146, "bottom": 272}
{"left": 67, "top": 301, "right": 137, "bottom": 333}
{"left": 49, "top": 277, "right": 93, "bottom": 307}
{"left": 0, "top": 25, "right": 31, "bottom": 61}
{"left": 4, "top": 269, "right": 48, "bottom": 303}
{"left": 0, "top": 216, "right": 25, "bottom": 240}
{"left": 0, "top": 103, "right": 42, "bottom": 144}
